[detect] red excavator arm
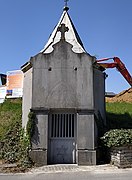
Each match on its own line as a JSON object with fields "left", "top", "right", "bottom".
{"left": 96, "top": 57, "right": 132, "bottom": 86}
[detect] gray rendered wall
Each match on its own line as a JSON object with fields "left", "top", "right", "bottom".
{"left": 29, "top": 112, "right": 48, "bottom": 166}
{"left": 77, "top": 114, "right": 95, "bottom": 149}
{"left": 22, "top": 68, "right": 32, "bottom": 128}
{"left": 31, "top": 41, "right": 94, "bottom": 110}
{"left": 77, "top": 113, "right": 97, "bottom": 165}
{"left": 93, "top": 68, "right": 106, "bottom": 122}
{"left": 25, "top": 40, "right": 104, "bottom": 166}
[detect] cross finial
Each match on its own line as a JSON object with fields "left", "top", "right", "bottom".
{"left": 64, "top": 0, "right": 69, "bottom": 7}
{"left": 57, "top": 24, "right": 69, "bottom": 40}
{"left": 63, "top": 0, "right": 69, "bottom": 11}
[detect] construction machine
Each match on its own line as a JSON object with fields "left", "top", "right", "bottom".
{"left": 95, "top": 57, "right": 132, "bottom": 87}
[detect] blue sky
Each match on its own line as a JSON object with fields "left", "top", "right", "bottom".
{"left": 0, "top": 0, "right": 132, "bottom": 93}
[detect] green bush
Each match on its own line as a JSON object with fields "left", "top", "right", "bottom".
{"left": 101, "top": 129, "right": 132, "bottom": 148}
{"left": 19, "top": 129, "right": 32, "bottom": 168}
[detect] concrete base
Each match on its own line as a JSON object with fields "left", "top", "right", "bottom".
{"left": 78, "top": 150, "right": 96, "bottom": 165}
{"left": 29, "top": 149, "right": 47, "bottom": 166}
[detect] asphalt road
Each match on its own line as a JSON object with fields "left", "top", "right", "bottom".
{"left": 0, "top": 171, "right": 132, "bottom": 180}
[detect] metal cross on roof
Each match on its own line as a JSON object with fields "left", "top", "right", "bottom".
{"left": 57, "top": 23, "right": 69, "bottom": 40}
{"left": 64, "top": 0, "right": 69, "bottom": 7}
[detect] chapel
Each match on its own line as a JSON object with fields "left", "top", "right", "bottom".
{"left": 21, "top": 3, "right": 106, "bottom": 166}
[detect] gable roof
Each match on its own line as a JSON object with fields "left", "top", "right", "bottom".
{"left": 40, "top": 8, "right": 86, "bottom": 54}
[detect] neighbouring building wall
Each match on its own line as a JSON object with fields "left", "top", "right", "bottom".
{"left": 0, "top": 86, "right": 6, "bottom": 103}
{"left": 6, "top": 70, "right": 23, "bottom": 98}
{"left": 22, "top": 68, "right": 33, "bottom": 128}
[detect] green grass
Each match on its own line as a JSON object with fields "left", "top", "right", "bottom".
{"left": 0, "top": 99, "right": 131, "bottom": 166}
{"left": 106, "top": 102, "right": 132, "bottom": 114}
{"left": 106, "top": 102, "right": 132, "bottom": 129}
{"left": 0, "top": 98, "right": 32, "bottom": 167}
{"left": 1, "top": 100, "right": 131, "bottom": 139}
{"left": 0, "top": 98, "right": 22, "bottom": 140}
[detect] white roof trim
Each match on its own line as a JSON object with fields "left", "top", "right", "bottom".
{"left": 40, "top": 10, "right": 86, "bottom": 54}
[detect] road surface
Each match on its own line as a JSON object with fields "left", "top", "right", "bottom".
{"left": 0, "top": 164, "right": 132, "bottom": 180}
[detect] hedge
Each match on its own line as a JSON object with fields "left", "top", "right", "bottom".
{"left": 101, "top": 129, "right": 132, "bottom": 148}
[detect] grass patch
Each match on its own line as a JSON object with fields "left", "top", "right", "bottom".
{"left": 0, "top": 98, "right": 22, "bottom": 140}
{"left": 0, "top": 98, "right": 32, "bottom": 168}
{"left": 106, "top": 102, "right": 132, "bottom": 130}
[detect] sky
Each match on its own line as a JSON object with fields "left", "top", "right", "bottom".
{"left": 0, "top": 0, "right": 132, "bottom": 93}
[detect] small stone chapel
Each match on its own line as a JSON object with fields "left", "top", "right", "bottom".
{"left": 21, "top": 4, "right": 106, "bottom": 166}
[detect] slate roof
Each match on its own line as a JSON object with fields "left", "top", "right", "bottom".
{"left": 40, "top": 7, "right": 86, "bottom": 54}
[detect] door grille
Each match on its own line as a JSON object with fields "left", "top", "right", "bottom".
{"left": 50, "top": 113, "right": 75, "bottom": 138}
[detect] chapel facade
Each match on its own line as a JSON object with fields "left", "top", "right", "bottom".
{"left": 21, "top": 5, "right": 106, "bottom": 166}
